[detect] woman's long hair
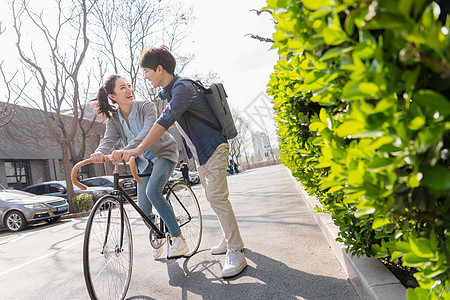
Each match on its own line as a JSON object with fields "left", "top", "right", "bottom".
{"left": 91, "top": 75, "right": 123, "bottom": 119}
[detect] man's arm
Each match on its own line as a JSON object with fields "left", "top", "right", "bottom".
{"left": 114, "top": 123, "right": 167, "bottom": 161}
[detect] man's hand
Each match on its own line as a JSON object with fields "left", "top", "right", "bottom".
{"left": 120, "top": 146, "right": 144, "bottom": 162}
{"left": 91, "top": 152, "right": 106, "bottom": 163}
{"left": 110, "top": 150, "right": 125, "bottom": 161}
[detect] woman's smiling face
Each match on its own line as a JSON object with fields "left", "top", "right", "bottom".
{"left": 109, "top": 77, "right": 134, "bottom": 106}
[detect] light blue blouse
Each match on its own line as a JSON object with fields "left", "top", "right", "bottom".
{"left": 118, "top": 102, "right": 157, "bottom": 173}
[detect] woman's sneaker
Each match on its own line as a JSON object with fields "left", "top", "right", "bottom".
{"left": 168, "top": 236, "right": 189, "bottom": 258}
{"left": 210, "top": 238, "right": 227, "bottom": 255}
{"left": 222, "top": 249, "right": 247, "bottom": 278}
{"left": 152, "top": 239, "right": 165, "bottom": 260}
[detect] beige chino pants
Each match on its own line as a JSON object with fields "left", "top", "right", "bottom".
{"left": 196, "top": 143, "right": 244, "bottom": 251}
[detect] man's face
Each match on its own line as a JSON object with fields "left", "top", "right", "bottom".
{"left": 143, "top": 66, "right": 162, "bottom": 88}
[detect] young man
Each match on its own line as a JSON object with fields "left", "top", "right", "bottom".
{"left": 116, "top": 45, "right": 247, "bottom": 278}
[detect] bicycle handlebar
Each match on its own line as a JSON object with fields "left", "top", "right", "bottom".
{"left": 71, "top": 154, "right": 142, "bottom": 190}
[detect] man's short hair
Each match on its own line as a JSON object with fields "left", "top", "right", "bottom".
{"left": 139, "top": 45, "right": 176, "bottom": 74}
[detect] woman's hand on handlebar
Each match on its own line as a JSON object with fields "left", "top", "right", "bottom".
{"left": 90, "top": 152, "right": 106, "bottom": 163}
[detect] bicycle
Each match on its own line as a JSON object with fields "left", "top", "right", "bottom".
{"left": 71, "top": 155, "right": 202, "bottom": 300}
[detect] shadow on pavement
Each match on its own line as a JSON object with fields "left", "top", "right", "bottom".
{"left": 162, "top": 249, "right": 357, "bottom": 300}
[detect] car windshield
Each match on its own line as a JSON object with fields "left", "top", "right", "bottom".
{"left": 53, "top": 181, "right": 82, "bottom": 191}
{"left": 0, "top": 190, "right": 36, "bottom": 201}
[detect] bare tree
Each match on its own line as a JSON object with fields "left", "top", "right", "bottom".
{"left": 0, "top": 21, "right": 30, "bottom": 127}
{"left": 89, "top": 0, "right": 194, "bottom": 101}
{"left": 11, "top": 0, "right": 89, "bottom": 211}
{"left": 229, "top": 106, "right": 251, "bottom": 166}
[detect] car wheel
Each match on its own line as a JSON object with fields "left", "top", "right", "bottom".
{"left": 45, "top": 216, "right": 61, "bottom": 224}
{"left": 5, "top": 211, "right": 28, "bottom": 232}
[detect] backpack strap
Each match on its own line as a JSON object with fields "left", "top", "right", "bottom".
{"left": 173, "top": 78, "right": 224, "bottom": 134}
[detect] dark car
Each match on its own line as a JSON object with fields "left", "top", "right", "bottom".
{"left": 23, "top": 180, "right": 112, "bottom": 201}
{"left": 0, "top": 189, "right": 69, "bottom": 232}
{"left": 81, "top": 176, "right": 137, "bottom": 196}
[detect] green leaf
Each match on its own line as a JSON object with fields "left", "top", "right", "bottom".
{"left": 367, "top": 157, "right": 394, "bottom": 171}
{"left": 335, "top": 121, "right": 365, "bottom": 137}
{"left": 323, "top": 27, "right": 348, "bottom": 45}
{"left": 407, "top": 288, "right": 434, "bottom": 300}
{"left": 402, "top": 252, "right": 430, "bottom": 266}
{"left": 353, "top": 41, "right": 376, "bottom": 60}
{"left": 319, "top": 108, "right": 329, "bottom": 123}
{"left": 372, "top": 217, "right": 391, "bottom": 229}
{"left": 301, "top": 0, "right": 330, "bottom": 11}
{"left": 391, "top": 251, "right": 403, "bottom": 261}
{"left": 421, "top": 165, "right": 450, "bottom": 193}
{"left": 414, "top": 90, "right": 450, "bottom": 115}
{"left": 309, "top": 121, "right": 326, "bottom": 131}
{"left": 320, "top": 48, "right": 344, "bottom": 61}
{"left": 354, "top": 208, "right": 375, "bottom": 218}
{"left": 365, "top": 13, "right": 413, "bottom": 30}
{"left": 409, "top": 238, "right": 436, "bottom": 258}
{"left": 359, "top": 82, "right": 381, "bottom": 98}
{"left": 408, "top": 116, "right": 426, "bottom": 130}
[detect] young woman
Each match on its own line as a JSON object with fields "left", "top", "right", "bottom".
{"left": 90, "top": 74, "right": 188, "bottom": 259}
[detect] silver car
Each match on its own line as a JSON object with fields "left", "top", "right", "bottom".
{"left": 0, "top": 189, "right": 69, "bottom": 232}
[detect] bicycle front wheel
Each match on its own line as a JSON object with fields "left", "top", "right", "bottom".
{"left": 83, "top": 196, "right": 133, "bottom": 300}
{"left": 166, "top": 182, "right": 202, "bottom": 257}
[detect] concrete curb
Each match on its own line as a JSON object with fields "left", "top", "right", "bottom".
{"left": 287, "top": 170, "right": 407, "bottom": 300}
{"left": 61, "top": 211, "right": 91, "bottom": 220}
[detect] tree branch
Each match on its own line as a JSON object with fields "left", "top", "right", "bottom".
{"left": 245, "top": 33, "right": 274, "bottom": 43}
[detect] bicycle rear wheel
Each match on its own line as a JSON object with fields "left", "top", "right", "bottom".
{"left": 166, "top": 182, "right": 202, "bottom": 257}
{"left": 83, "top": 196, "right": 133, "bottom": 300}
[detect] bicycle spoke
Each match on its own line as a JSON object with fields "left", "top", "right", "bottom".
{"left": 83, "top": 196, "right": 133, "bottom": 300}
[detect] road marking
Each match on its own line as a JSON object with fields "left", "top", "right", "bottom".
{"left": 0, "top": 237, "right": 83, "bottom": 277}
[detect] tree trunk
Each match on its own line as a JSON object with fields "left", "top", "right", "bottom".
{"left": 61, "top": 143, "right": 75, "bottom": 212}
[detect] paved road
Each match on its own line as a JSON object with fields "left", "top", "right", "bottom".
{"left": 0, "top": 164, "right": 358, "bottom": 299}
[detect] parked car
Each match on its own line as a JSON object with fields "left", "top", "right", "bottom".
{"left": 81, "top": 176, "right": 137, "bottom": 196}
{"left": 171, "top": 168, "right": 200, "bottom": 185}
{"left": 0, "top": 189, "right": 69, "bottom": 232}
{"left": 23, "top": 181, "right": 112, "bottom": 201}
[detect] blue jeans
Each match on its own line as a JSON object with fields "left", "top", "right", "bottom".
{"left": 182, "top": 174, "right": 191, "bottom": 186}
{"left": 137, "top": 158, "right": 181, "bottom": 237}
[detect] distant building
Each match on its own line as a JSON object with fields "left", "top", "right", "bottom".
{"left": 251, "top": 131, "right": 271, "bottom": 161}
{"left": 0, "top": 102, "right": 106, "bottom": 189}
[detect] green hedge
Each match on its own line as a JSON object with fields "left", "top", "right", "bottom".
{"left": 265, "top": 0, "right": 449, "bottom": 298}
{"left": 72, "top": 194, "right": 94, "bottom": 213}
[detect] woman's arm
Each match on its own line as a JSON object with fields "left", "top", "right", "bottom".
{"left": 93, "top": 119, "right": 121, "bottom": 162}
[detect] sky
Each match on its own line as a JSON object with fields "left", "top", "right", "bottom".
{"left": 182, "top": 0, "right": 280, "bottom": 137}
{"left": 182, "top": 0, "right": 279, "bottom": 112}
{"left": 0, "top": 0, "right": 279, "bottom": 136}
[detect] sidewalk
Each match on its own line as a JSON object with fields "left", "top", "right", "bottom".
{"left": 285, "top": 165, "right": 407, "bottom": 300}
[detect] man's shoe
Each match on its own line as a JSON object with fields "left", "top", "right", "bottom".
{"left": 168, "top": 236, "right": 189, "bottom": 258}
{"left": 211, "top": 238, "right": 227, "bottom": 255}
{"left": 222, "top": 249, "right": 247, "bottom": 278}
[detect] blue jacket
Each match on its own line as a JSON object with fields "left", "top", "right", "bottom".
{"left": 156, "top": 75, "right": 227, "bottom": 165}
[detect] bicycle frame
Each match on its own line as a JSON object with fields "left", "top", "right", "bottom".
{"left": 71, "top": 155, "right": 193, "bottom": 253}
{"left": 108, "top": 160, "right": 192, "bottom": 251}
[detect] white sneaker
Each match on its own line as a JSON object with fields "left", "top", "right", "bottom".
{"left": 152, "top": 238, "right": 166, "bottom": 260}
{"left": 211, "top": 238, "right": 227, "bottom": 255}
{"left": 222, "top": 249, "right": 247, "bottom": 278}
{"left": 152, "top": 244, "right": 164, "bottom": 259}
{"left": 168, "top": 236, "right": 189, "bottom": 258}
